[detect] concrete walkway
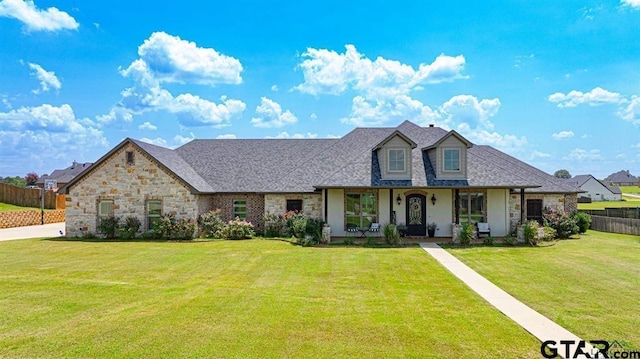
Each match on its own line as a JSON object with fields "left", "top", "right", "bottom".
{"left": 420, "top": 243, "right": 598, "bottom": 358}
{"left": 0, "top": 222, "right": 65, "bottom": 241}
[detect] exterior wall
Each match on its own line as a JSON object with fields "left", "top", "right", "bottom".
{"left": 487, "top": 189, "right": 509, "bottom": 237}
{"left": 379, "top": 136, "right": 413, "bottom": 180}
{"left": 378, "top": 188, "right": 391, "bottom": 225}
{"left": 0, "top": 209, "right": 65, "bottom": 229}
{"left": 263, "top": 193, "right": 323, "bottom": 219}
{"left": 395, "top": 188, "right": 452, "bottom": 237}
{"left": 327, "top": 189, "right": 345, "bottom": 236}
{"left": 65, "top": 143, "right": 200, "bottom": 237}
{"left": 211, "top": 193, "right": 265, "bottom": 230}
{"left": 580, "top": 178, "right": 619, "bottom": 201}
{"left": 564, "top": 194, "right": 578, "bottom": 214}
{"left": 508, "top": 192, "right": 575, "bottom": 231}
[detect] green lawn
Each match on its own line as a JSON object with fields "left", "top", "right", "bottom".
{"left": 620, "top": 186, "right": 640, "bottom": 195}
{"left": 578, "top": 198, "right": 640, "bottom": 210}
{"left": 0, "top": 239, "right": 540, "bottom": 358}
{"left": 448, "top": 231, "right": 640, "bottom": 350}
{"left": 0, "top": 202, "right": 38, "bottom": 212}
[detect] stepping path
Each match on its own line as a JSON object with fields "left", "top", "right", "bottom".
{"left": 420, "top": 242, "right": 599, "bottom": 359}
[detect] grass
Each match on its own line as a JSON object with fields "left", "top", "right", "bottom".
{"left": 0, "top": 202, "right": 38, "bottom": 212}
{"left": 620, "top": 186, "right": 640, "bottom": 195}
{"left": 0, "top": 238, "right": 541, "bottom": 358}
{"left": 578, "top": 198, "right": 640, "bottom": 210}
{"left": 448, "top": 231, "right": 640, "bottom": 350}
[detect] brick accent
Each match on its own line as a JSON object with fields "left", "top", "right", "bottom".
{"left": 564, "top": 194, "right": 578, "bottom": 214}
{"left": 0, "top": 210, "right": 65, "bottom": 229}
{"left": 264, "top": 193, "right": 323, "bottom": 219}
{"left": 65, "top": 143, "right": 201, "bottom": 237}
{"left": 211, "top": 193, "right": 265, "bottom": 230}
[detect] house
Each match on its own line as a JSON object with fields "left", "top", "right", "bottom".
{"left": 564, "top": 174, "right": 621, "bottom": 202}
{"left": 604, "top": 170, "right": 638, "bottom": 186}
{"left": 37, "top": 161, "right": 93, "bottom": 191}
{"left": 62, "top": 121, "right": 580, "bottom": 238}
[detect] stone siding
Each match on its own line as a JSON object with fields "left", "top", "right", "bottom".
{"left": 264, "top": 193, "right": 323, "bottom": 219}
{"left": 0, "top": 210, "right": 65, "bottom": 229}
{"left": 211, "top": 193, "right": 265, "bottom": 230}
{"left": 65, "top": 143, "right": 200, "bottom": 237}
{"left": 564, "top": 194, "right": 578, "bottom": 214}
{"left": 508, "top": 192, "right": 575, "bottom": 231}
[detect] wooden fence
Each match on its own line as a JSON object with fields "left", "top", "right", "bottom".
{"left": 0, "top": 182, "right": 64, "bottom": 209}
{"left": 590, "top": 215, "right": 640, "bottom": 236}
{"left": 582, "top": 208, "right": 640, "bottom": 219}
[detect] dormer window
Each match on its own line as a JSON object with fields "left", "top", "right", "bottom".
{"left": 443, "top": 148, "right": 460, "bottom": 171}
{"left": 388, "top": 149, "right": 405, "bottom": 172}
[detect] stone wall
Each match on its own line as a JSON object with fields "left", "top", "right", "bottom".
{"left": 508, "top": 192, "right": 575, "bottom": 231}
{"left": 564, "top": 194, "right": 578, "bottom": 214}
{"left": 211, "top": 193, "right": 265, "bottom": 230}
{"left": 65, "top": 143, "right": 200, "bottom": 237}
{"left": 0, "top": 210, "right": 65, "bottom": 229}
{"left": 264, "top": 193, "right": 323, "bottom": 219}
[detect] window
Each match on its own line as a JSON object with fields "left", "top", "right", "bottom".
{"left": 444, "top": 149, "right": 460, "bottom": 171}
{"left": 345, "top": 192, "right": 377, "bottom": 228}
{"left": 126, "top": 151, "right": 135, "bottom": 165}
{"left": 286, "top": 199, "right": 303, "bottom": 213}
{"left": 147, "top": 200, "right": 162, "bottom": 230}
{"left": 388, "top": 149, "right": 405, "bottom": 172}
{"left": 457, "top": 191, "right": 485, "bottom": 223}
{"left": 97, "top": 199, "right": 114, "bottom": 230}
{"left": 233, "top": 199, "right": 247, "bottom": 219}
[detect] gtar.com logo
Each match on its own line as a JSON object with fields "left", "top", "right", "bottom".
{"left": 541, "top": 340, "right": 640, "bottom": 359}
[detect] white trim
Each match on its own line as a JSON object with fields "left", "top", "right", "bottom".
{"left": 443, "top": 148, "right": 461, "bottom": 172}
{"left": 387, "top": 148, "right": 406, "bottom": 172}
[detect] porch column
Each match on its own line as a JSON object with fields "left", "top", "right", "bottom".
{"left": 454, "top": 189, "right": 460, "bottom": 224}
{"left": 389, "top": 188, "right": 394, "bottom": 224}
{"left": 520, "top": 188, "right": 525, "bottom": 224}
{"left": 323, "top": 189, "right": 328, "bottom": 222}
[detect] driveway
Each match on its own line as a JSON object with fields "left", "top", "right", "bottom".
{"left": 0, "top": 222, "right": 65, "bottom": 241}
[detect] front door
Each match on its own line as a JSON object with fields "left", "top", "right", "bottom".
{"left": 406, "top": 194, "right": 426, "bottom": 236}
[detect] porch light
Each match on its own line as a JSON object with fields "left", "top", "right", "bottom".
{"left": 396, "top": 194, "right": 402, "bottom": 205}
{"left": 431, "top": 194, "right": 437, "bottom": 206}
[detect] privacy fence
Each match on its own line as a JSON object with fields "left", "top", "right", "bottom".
{"left": 0, "top": 182, "right": 64, "bottom": 209}
{"left": 581, "top": 208, "right": 640, "bottom": 236}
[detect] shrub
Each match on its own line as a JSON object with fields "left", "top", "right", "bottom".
{"left": 483, "top": 236, "right": 494, "bottom": 246}
{"left": 81, "top": 231, "right": 97, "bottom": 240}
{"left": 502, "top": 235, "right": 515, "bottom": 246}
{"left": 98, "top": 217, "right": 120, "bottom": 239}
{"left": 343, "top": 236, "right": 355, "bottom": 245}
{"left": 383, "top": 223, "right": 401, "bottom": 246}
{"left": 283, "top": 211, "right": 307, "bottom": 238}
{"left": 523, "top": 220, "right": 539, "bottom": 246}
{"left": 153, "top": 214, "right": 196, "bottom": 240}
{"left": 119, "top": 216, "right": 141, "bottom": 240}
{"left": 220, "top": 217, "right": 255, "bottom": 240}
{"left": 458, "top": 222, "right": 474, "bottom": 245}
{"left": 543, "top": 208, "right": 579, "bottom": 239}
{"left": 263, "top": 213, "right": 286, "bottom": 237}
{"left": 305, "top": 218, "right": 325, "bottom": 242}
{"left": 198, "top": 209, "right": 226, "bottom": 238}
{"left": 573, "top": 212, "right": 592, "bottom": 234}
{"left": 141, "top": 231, "right": 158, "bottom": 240}
{"left": 542, "top": 226, "right": 557, "bottom": 241}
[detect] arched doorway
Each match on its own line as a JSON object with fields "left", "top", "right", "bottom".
{"left": 406, "top": 194, "right": 426, "bottom": 236}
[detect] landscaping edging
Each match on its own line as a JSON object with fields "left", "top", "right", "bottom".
{"left": 0, "top": 210, "right": 66, "bottom": 229}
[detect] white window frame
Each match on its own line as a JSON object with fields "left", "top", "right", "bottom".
{"left": 146, "top": 200, "right": 162, "bottom": 230}
{"left": 387, "top": 148, "right": 405, "bottom": 172}
{"left": 233, "top": 199, "right": 247, "bottom": 219}
{"left": 443, "top": 148, "right": 461, "bottom": 172}
{"left": 98, "top": 199, "right": 114, "bottom": 218}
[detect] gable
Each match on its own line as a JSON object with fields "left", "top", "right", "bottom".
{"left": 426, "top": 132, "right": 470, "bottom": 181}
{"left": 376, "top": 134, "right": 414, "bottom": 181}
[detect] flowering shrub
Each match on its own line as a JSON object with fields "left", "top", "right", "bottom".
{"left": 119, "top": 216, "right": 141, "bottom": 240}
{"left": 153, "top": 214, "right": 196, "bottom": 240}
{"left": 220, "top": 217, "right": 255, "bottom": 240}
{"left": 98, "top": 217, "right": 120, "bottom": 239}
{"left": 198, "top": 209, "right": 226, "bottom": 238}
{"left": 543, "top": 208, "right": 579, "bottom": 239}
{"left": 263, "top": 213, "right": 286, "bottom": 237}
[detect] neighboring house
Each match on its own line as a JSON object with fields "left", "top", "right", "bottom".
{"left": 37, "top": 161, "right": 93, "bottom": 191}
{"left": 62, "top": 121, "right": 580, "bottom": 238}
{"left": 565, "top": 174, "right": 621, "bottom": 201}
{"left": 604, "top": 170, "right": 638, "bottom": 186}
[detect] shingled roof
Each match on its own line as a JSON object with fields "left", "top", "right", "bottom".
{"left": 66, "top": 121, "right": 580, "bottom": 194}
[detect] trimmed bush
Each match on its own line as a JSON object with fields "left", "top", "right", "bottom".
{"left": 220, "top": 217, "right": 255, "bottom": 240}
{"left": 119, "top": 216, "right": 141, "bottom": 240}
{"left": 383, "top": 223, "right": 401, "bottom": 246}
{"left": 263, "top": 214, "right": 286, "bottom": 237}
{"left": 98, "top": 217, "right": 120, "bottom": 239}
{"left": 198, "top": 209, "right": 226, "bottom": 238}
{"left": 573, "top": 212, "right": 592, "bottom": 234}
{"left": 543, "top": 208, "right": 579, "bottom": 239}
{"left": 523, "top": 220, "right": 539, "bottom": 246}
{"left": 153, "top": 214, "right": 196, "bottom": 240}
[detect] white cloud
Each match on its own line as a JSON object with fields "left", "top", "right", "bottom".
{"left": 0, "top": 0, "right": 78, "bottom": 32}
{"left": 126, "top": 31, "right": 243, "bottom": 86}
{"left": 215, "top": 134, "right": 236, "bottom": 139}
{"left": 295, "top": 44, "right": 467, "bottom": 98}
{"left": 548, "top": 87, "right": 624, "bottom": 108}
{"left": 271, "top": 85, "right": 278, "bottom": 92}
{"left": 552, "top": 130, "right": 574, "bottom": 140}
{"left": 621, "top": 0, "right": 640, "bottom": 8}
{"left": 0, "top": 104, "right": 108, "bottom": 172}
{"left": 250, "top": 97, "right": 297, "bottom": 128}
{"left": 101, "top": 32, "right": 246, "bottom": 127}
{"left": 138, "top": 121, "right": 157, "bottom": 130}
{"left": 462, "top": 127, "right": 528, "bottom": 154}
{"left": 618, "top": 95, "right": 640, "bottom": 125}
{"left": 270, "top": 132, "right": 318, "bottom": 139}
{"left": 531, "top": 150, "right": 552, "bottom": 159}
{"left": 616, "top": 153, "right": 627, "bottom": 159}
{"left": 310, "top": 113, "right": 317, "bottom": 120}
{"left": 139, "top": 137, "right": 168, "bottom": 147}
{"left": 631, "top": 143, "right": 640, "bottom": 149}
{"left": 341, "top": 95, "right": 440, "bottom": 127}
{"left": 28, "top": 62, "right": 61, "bottom": 93}
{"left": 440, "top": 95, "right": 500, "bottom": 130}
{"left": 565, "top": 148, "right": 604, "bottom": 161}
{"left": 174, "top": 132, "right": 195, "bottom": 145}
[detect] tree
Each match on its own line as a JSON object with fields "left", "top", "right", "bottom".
{"left": 25, "top": 172, "right": 39, "bottom": 186}
{"left": 2, "top": 176, "right": 26, "bottom": 187}
{"left": 554, "top": 169, "right": 571, "bottom": 179}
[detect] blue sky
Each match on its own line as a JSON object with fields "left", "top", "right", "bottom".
{"left": 1, "top": 0, "right": 639, "bottom": 179}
